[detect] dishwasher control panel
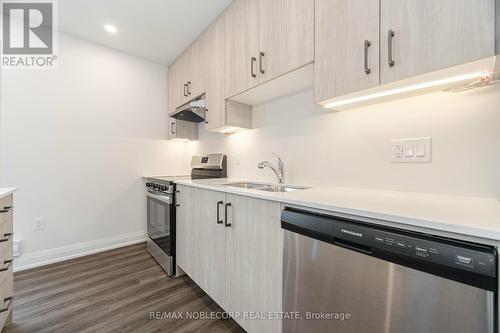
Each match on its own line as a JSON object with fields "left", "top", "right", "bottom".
{"left": 333, "top": 222, "right": 496, "bottom": 278}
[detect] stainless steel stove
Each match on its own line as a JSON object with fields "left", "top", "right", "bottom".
{"left": 144, "top": 154, "right": 227, "bottom": 276}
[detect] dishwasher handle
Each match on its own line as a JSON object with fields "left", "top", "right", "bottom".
{"left": 334, "top": 239, "right": 372, "bottom": 255}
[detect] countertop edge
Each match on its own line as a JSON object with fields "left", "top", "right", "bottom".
{"left": 0, "top": 188, "right": 18, "bottom": 200}
{"left": 174, "top": 180, "right": 500, "bottom": 243}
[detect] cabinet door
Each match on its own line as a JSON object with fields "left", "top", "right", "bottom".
{"left": 380, "top": 0, "right": 495, "bottom": 84}
{"left": 203, "top": 19, "right": 226, "bottom": 131}
{"left": 259, "top": 0, "right": 314, "bottom": 84}
{"left": 175, "top": 185, "right": 193, "bottom": 275}
{"left": 191, "top": 188, "right": 227, "bottom": 307}
{"left": 167, "top": 118, "right": 198, "bottom": 141}
{"left": 314, "top": 0, "right": 379, "bottom": 102}
{"left": 187, "top": 41, "right": 205, "bottom": 100}
{"left": 224, "top": 0, "right": 260, "bottom": 98}
{"left": 225, "top": 194, "right": 282, "bottom": 332}
{"left": 167, "top": 59, "right": 183, "bottom": 114}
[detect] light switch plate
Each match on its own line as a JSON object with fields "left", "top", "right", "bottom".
{"left": 391, "top": 137, "right": 431, "bottom": 163}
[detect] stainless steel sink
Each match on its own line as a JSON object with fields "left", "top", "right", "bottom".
{"left": 257, "top": 185, "right": 311, "bottom": 192}
{"left": 223, "top": 182, "right": 269, "bottom": 189}
{"left": 223, "top": 182, "right": 310, "bottom": 193}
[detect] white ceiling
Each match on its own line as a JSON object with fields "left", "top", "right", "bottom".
{"left": 58, "top": 0, "right": 233, "bottom": 65}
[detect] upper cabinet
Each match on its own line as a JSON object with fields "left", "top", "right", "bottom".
{"left": 258, "top": 0, "right": 314, "bottom": 84}
{"left": 223, "top": 0, "right": 260, "bottom": 99}
{"left": 314, "top": 0, "right": 380, "bottom": 101}
{"left": 315, "top": 0, "right": 496, "bottom": 105}
{"left": 224, "top": 0, "right": 314, "bottom": 99}
{"left": 380, "top": 0, "right": 495, "bottom": 84}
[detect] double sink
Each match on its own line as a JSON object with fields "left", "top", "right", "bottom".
{"left": 223, "top": 182, "right": 310, "bottom": 193}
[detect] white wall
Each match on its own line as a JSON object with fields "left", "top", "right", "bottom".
{"left": 0, "top": 33, "right": 191, "bottom": 268}
{"left": 193, "top": 84, "right": 500, "bottom": 199}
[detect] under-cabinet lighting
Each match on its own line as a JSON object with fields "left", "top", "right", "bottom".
{"left": 323, "top": 71, "right": 492, "bottom": 110}
{"left": 104, "top": 24, "right": 118, "bottom": 34}
{"left": 217, "top": 126, "right": 246, "bottom": 135}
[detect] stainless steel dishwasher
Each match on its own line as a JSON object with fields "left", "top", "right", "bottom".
{"left": 282, "top": 208, "right": 497, "bottom": 333}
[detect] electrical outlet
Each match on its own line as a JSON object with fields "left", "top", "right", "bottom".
{"left": 391, "top": 138, "right": 431, "bottom": 163}
{"left": 33, "top": 217, "right": 45, "bottom": 231}
{"left": 13, "top": 239, "right": 21, "bottom": 257}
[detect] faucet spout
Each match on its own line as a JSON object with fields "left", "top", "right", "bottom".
{"left": 257, "top": 153, "right": 285, "bottom": 184}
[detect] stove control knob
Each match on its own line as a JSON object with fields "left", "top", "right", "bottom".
{"left": 161, "top": 185, "right": 168, "bottom": 191}
{"left": 153, "top": 183, "right": 159, "bottom": 189}
{"left": 146, "top": 182, "right": 153, "bottom": 188}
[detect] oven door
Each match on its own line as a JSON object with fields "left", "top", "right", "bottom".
{"left": 146, "top": 191, "right": 174, "bottom": 257}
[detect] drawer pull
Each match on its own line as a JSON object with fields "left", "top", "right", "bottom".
{"left": 0, "top": 297, "right": 12, "bottom": 313}
{"left": 0, "top": 207, "right": 12, "bottom": 214}
{"left": 0, "top": 234, "right": 12, "bottom": 243}
{"left": 0, "top": 260, "right": 11, "bottom": 272}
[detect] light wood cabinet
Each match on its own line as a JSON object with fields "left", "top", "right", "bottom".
{"left": 314, "top": 0, "right": 496, "bottom": 104}
{"left": 258, "top": 0, "right": 314, "bottom": 84}
{"left": 224, "top": 193, "right": 282, "bottom": 333}
{"left": 380, "top": 0, "right": 495, "bottom": 84}
{"left": 176, "top": 187, "right": 283, "bottom": 332}
{"left": 167, "top": 118, "right": 198, "bottom": 141}
{"left": 201, "top": 19, "right": 226, "bottom": 131}
{"left": 314, "top": 0, "right": 380, "bottom": 102}
{"left": 191, "top": 188, "right": 227, "bottom": 307}
{"left": 224, "top": 0, "right": 314, "bottom": 99}
{"left": 223, "top": 0, "right": 260, "bottom": 99}
{"left": 175, "top": 185, "right": 194, "bottom": 275}
{"left": 0, "top": 194, "right": 14, "bottom": 331}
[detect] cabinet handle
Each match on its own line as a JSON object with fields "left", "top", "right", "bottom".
{"left": 224, "top": 203, "right": 232, "bottom": 227}
{"left": 0, "top": 206, "right": 12, "bottom": 214}
{"left": 0, "top": 297, "right": 13, "bottom": 313}
{"left": 0, "top": 260, "right": 12, "bottom": 272}
{"left": 187, "top": 81, "right": 191, "bottom": 95}
{"left": 170, "top": 121, "right": 176, "bottom": 134}
{"left": 0, "top": 233, "right": 12, "bottom": 243}
{"left": 364, "top": 40, "right": 371, "bottom": 74}
{"left": 388, "top": 30, "right": 395, "bottom": 67}
{"left": 217, "top": 201, "right": 224, "bottom": 224}
{"left": 259, "top": 52, "right": 265, "bottom": 74}
{"left": 183, "top": 83, "right": 188, "bottom": 97}
{"left": 250, "top": 57, "right": 257, "bottom": 78}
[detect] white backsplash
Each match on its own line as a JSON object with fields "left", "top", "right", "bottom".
{"left": 187, "top": 84, "right": 500, "bottom": 198}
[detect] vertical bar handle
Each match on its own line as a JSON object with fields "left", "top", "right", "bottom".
{"left": 217, "top": 201, "right": 224, "bottom": 224}
{"left": 388, "top": 30, "right": 395, "bottom": 67}
{"left": 259, "top": 52, "right": 265, "bottom": 74}
{"left": 170, "top": 121, "right": 176, "bottom": 134}
{"left": 364, "top": 40, "right": 371, "bottom": 74}
{"left": 183, "top": 83, "right": 188, "bottom": 97}
{"left": 250, "top": 57, "right": 257, "bottom": 78}
{"left": 187, "top": 81, "right": 191, "bottom": 95}
{"left": 224, "top": 203, "right": 232, "bottom": 227}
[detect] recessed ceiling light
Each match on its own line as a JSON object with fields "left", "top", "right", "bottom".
{"left": 104, "top": 24, "right": 118, "bottom": 34}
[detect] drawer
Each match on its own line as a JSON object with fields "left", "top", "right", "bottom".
{"left": 1, "top": 195, "right": 13, "bottom": 211}
{"left": 0, "top": 237, "right": 12, "bottom": 268}
{"left": 0, "top": 209, "right": 12, "bottom": 238}
{"left": 0, "top": 294, "right": 12, "bottom": 330}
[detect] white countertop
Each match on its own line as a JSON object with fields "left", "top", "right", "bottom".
{"left": 169, "top": 178, "right": 500, "bottom": 242}
{"left": 0, "top": 188, "right": 17, "bottom": 200}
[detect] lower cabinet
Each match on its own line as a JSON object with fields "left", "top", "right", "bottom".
{"left": 175, "top": 185, "right": 282, "bottom": 333}
{"left": 0, "top": 194, "right": 14, "bottom": 331}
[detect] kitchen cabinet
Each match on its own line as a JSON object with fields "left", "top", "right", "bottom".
{"left": 175, "top": 185, "right": 194, "bottom": 275}
{"left": 380, "top": 0, "right": 495, "bottom": 84}
{"left": 224, "top": 0, "right": 314, "bottom": 99}
{"left": 258, "top": 0, "right": 314, "bottom": 84}
{"left": 0, "top": 194, "right": 14, "bottom": 331}
{"left": 191, "top": 188, "right": 226, "bottom": 307}
{"left": 223, "top": 0, "right": 260, "bottom": 99}
{"left": 167, "top": 118, "right": 197, "bottom": 141}
{"left": 224, "top": 193, "right": 282, "bottom": 333}
{"left": 314, "top": 0, "right": 380, "bottom": 101}
{"left": 175, "top": 186, "right": 282, "bottom": 332}
{"left": 314, "top": 0, "right": 495, "bottom": 103}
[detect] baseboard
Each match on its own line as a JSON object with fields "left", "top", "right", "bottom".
{"left": 13, "top": 231, "right": 147, "bottom": 272}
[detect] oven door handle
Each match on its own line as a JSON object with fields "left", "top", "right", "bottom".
{"left": 147, "top": 192, "right": 173, "bottom": 205}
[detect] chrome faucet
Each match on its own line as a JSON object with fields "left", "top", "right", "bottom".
{"left": 257, "top": 152, "right": 285, "bottom": 184}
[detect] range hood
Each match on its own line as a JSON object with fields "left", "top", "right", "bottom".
{"left": 171, "top": 95, "right": 206, "bottom": 123}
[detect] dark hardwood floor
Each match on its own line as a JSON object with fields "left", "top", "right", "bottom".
{"left": 5, "top": 243, "right": 245, "bottom": 333}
